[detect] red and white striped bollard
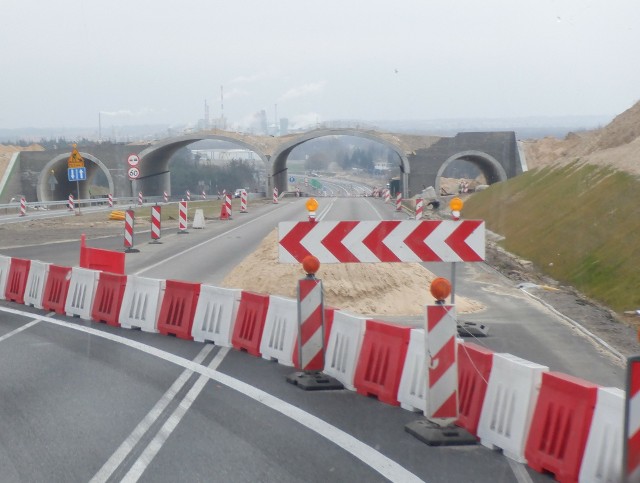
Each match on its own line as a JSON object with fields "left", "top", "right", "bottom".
{"left": 273, "top": 187, "right": 279, "bottom": 204}
{"left": 163, "top": 191, "right": 168, "bottom": 203}
{"left": 186, "top": 190, "right": 191, "bottom": 202}
{"left": 396, "top": 192, "right": 402, "bottom": 211}
{"left": 296, "top": 277, "right": 325, "bottom": 371}
{"left": 178, "top": 200, "right": 188, "bottom": 233}
{"left": 225, "top": 193, "right": 232, "bottom": 219}
{"left": 124, "top": 209, "right": 139, "bottom": 252}
{"left": 108, "top": 193, "right": 113, "bottom": 208}
{"left": 138, "top": 191, "right": 143, "bottom": 206}
{"left": 201, "top": 190, "right": 206, "bottom": 200}
{"left": 415, "top": 198, "right": 423, "bottom": 220}
{"left": 150, "top": 205, "right": 161, "bottom": 243}
{"left": 384, "top": 189, "right": 390, "bottom": 203}
{"left": 425, "top": 303, "right": 458, "bottom": 425}
{"left": 240, "top": 189, "right": 248, "bottom": 213}
{"left": 625, "top": 355, "right": 640, "bottom": 482}
{"left": 19, "top": 197, "right": 26, "bottom": 217}
{"left": 68, "top": 194, "right": 74, "bottom": 211}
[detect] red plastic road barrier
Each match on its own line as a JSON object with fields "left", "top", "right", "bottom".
{"left": 353, "top": 319, "right": 411, "bottom": 406}
{"left": 157, "top": 280, "right": 201, "bottom": 340}
{"left": 80, "top": 235, "right": 125, "bottom": 274}
{"left": 5, "top": 258, "right": 31, "bottom": 304}
{"left": 91, "top": 272, "right": 127, "bottom": 326}
{"left": 292, "top": 306, "right": 336, "bottom": 371}
{"left": 231, "top": 291, "right": 270, "bottom": 356}
{"left": 42, "top": 265, "right": 72, "bottom": 314}
{"left": 457, "top": 342, "right": 494, "bottom": 436}
{"left": 524, "top": 371, "right": 598, "bottom": 482}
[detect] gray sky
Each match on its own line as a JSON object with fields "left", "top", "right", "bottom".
{"left": 1, "top": 0, "right": 639, "bottom": 130}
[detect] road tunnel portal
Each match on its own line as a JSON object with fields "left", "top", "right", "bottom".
{"left": 435, "top": 150, "right": 508, "bottom": 195}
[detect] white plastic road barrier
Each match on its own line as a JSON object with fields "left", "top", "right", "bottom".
{"left": 579, "top": 386, "right": 624, "bottom": 483}
{"left": 477, "top": 352, "right": 548, "bottom": 463}
{"left": 259, "top": 295, "right": 298, "bottom": 366}
{"left": 0, "top": 255, "right": 10, "bottom": 300}
{"left": 65, "top": 267, "right": 100, "bottom": 320}
{"left": 24, "top": 260, "right": 50, "bottom": 309}
{"left": 323, "top": 310, "right": 367, "bottom": 391}
{"left": 192, "top": 209, "right": 205, "bottom": 229}
{"left": 119, "top": 276, "right": 165, "bottom": 332}
{"left": 191, "top": 285, "right": 241, "bottom": 345}
{"left": 397, "top": 328, "right": 428, "bottom": 413}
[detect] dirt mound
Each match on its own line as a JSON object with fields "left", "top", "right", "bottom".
{"left": 0, "top": 144, "right": 44, "bottom": 183}
{"left": 221, "top": 229, "right": 484, "bottom": 316}
{"left": 523, "top": 100, "right": 640, "bottom": 175}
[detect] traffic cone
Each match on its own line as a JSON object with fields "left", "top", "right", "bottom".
{"left": 219, "top": 201, "right": 229, "bottom": 220}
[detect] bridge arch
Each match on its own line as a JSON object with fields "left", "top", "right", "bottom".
{"left": 135, "top": 134, "right": 271, "bottom": 196}
{"left": 435, "top": 150, "right": 508, "bottom": 196}
{"left": 270, "top": 128, "right": 411, "bottom": 196}
{"left": 37, "top": 152, "right": 115, "bottom": 202}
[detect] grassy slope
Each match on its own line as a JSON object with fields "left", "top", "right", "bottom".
{"left": 463, "top": 162, "right": 640, "bottom": 313}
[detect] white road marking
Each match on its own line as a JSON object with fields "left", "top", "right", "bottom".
{"left": 0, "top": 306, "right": 425, "bottom": 483}
{"left": 507, "top": 457, "right": 535, "bottom": 483}
{"left": 89, "top": 344, "right": 215, "bottom": 483}
{"left": 0, "top": 319, "right": 40, "bottom": 343}
{"left": 123, "top": 347, "right": 230, "bottom": 482}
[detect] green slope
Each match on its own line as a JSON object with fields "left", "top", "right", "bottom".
{"left": 463, "top": 162, "right": 640, "bottom": 313}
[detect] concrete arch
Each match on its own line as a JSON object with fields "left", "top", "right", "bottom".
{"left": 435, "top": 150, "right": 508, "bottom": 196}
{"left": 270, "top": 128, "right": 411, "bottom": 196}
{"left": 37, "top": 152, "right": 115, "bottom": 202}
{"left": 135, "top": 134, "right": 270, "bottom": 197}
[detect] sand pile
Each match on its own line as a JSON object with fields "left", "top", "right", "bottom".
{"left": 222, "top": 229, "right": 484, "bottom": 316}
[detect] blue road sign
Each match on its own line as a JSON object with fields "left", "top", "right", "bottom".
{"left": 68, "top": 167, "right": 87, "bottom": 181}
{"left": 289, "top": 176, "right": 295, "bottom": 182}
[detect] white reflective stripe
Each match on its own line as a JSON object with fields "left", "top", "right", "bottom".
{"left": 301, "top": 327, "right": 323, "bottom": 368}
{"left": 299, "top": 282, "right": 322, "bottom": 322}
{"left": 629, "top": 389, "right": 640, "bottom": 438}
{"left": 427, "top": 363, "right": 457, "bottom": 417}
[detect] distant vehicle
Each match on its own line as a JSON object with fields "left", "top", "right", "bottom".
{"left": 234, "top": 189, "right": 242, "bottom": 198}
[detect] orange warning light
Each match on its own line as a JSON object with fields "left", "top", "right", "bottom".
{"left": 306, "top": 198, "right": 319, "bottom": 212}
{"left": 430, "top": 277, "right": 451, "bottom": 302}
{"left": 449, "top": 197, "right": 464, "bottom": 212}
{"left": 302, "top": 255, "right": 320, "bottom": 275}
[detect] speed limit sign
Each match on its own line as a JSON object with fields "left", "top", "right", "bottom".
{"left": 127, "top": 153, "right": 140, "bottom": 167}
{"left": 128, "top": 167, "right": 140, "bottom": 179}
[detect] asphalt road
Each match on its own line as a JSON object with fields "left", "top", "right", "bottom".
{"left": 0, "top": 195, "right": 622, "bottom": 482}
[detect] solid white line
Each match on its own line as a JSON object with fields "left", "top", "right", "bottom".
{"left": 123, "top": 347, "right": 230, "bottom": 481}
{"left": 507, "top": 457, "right": 535, "bottom": 483}
{"left": 0, "top": 319, "right": 40, "bottom": 343}
{"left": 135, "top": 205, "right": 287, "bottom": 275}
{"left": 89, "top": 344, "right": 215, "bottom": 483}
{"left": 0, "top": 306, "right": 424, "bottom": 483}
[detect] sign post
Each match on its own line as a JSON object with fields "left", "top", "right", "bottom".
{"left": 67, "top": 145, "right": 85, "bottom": 214}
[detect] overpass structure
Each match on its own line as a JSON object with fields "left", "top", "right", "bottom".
{"left": 0, "top": 128, "right": 526, "bottom": 203}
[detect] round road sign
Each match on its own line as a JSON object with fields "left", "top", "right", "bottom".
{"left": 128, "top": 167, "right": 140, "bottom": 179}
{"left": 127, "top": 154, "right": 140, "bottom": 167}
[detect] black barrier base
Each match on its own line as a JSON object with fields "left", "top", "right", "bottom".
{"left": 405, "top": 419, "right": 477, "bottom": 446}
{"left": 286, "top": 371, "right": 344, "bottom": 391}
{"left": 177, "top": 230, "right": 189, "bottom": 235}
{"left": 149, "top": 240, "right": 163, "bottom": 244}
{"left": 124, "top": 248, "right": 140, "bottom": 253}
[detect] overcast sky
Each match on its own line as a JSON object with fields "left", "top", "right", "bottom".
{"left": 1, "top": 0, "right": 638, "bottom": 131}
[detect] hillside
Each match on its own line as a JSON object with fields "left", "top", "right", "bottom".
{"left": 466, "top": 99, "right": 640, "bottom": 323}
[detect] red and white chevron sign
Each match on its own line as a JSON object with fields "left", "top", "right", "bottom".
{"left": 278, "top": 220, "right": 485, "bottom": 263}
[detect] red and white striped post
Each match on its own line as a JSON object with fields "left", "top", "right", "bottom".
{"left": 225, "top": 193, "right": 232, "bottom": 219}
{"left": 138, "top": 191, "right": 143, "bottom": 206}
{"left": 396, "top": 192, "right": 402, "bottom": 211}
{"left": 108, "top": 193, "right": 113, "bottom": 208}
{"left": 625, "top": 355, "right": 640, "bottom": 483}
{"left": 68, "top": 194, "right": 74, "bottom": 211}
{"left": 186, "top": 190, "right": 191, "bottom": 202}
{"left": 163, "top": 191, "right": 168, "bottom": 203}
{"left": 273, "top": 187, "right": 279, "bottom": 204}
{"left": 19, "top": 197, "right": 26, "bottom": 217}
{"left": 384, "top": 189, "right": 390, "bottom": 203}
{"left": 150, "top": 205, "right": 161, "bottom": 243}
{"left": 415, "top": 198, "right": 423, "bottom": 220}
{"left": 296, "top": 275, "right": 325, "bottom": 371}
{"left": 201, "top": 190, "right": 206, "bottom": 200}
{"left": 240, "top": 189, "right": 248, "bottom": 213}
{"left": 124, "top": 209, "right": 139, "bottom": 253}
{"left": 286, "top": 255, "right": 342, "bottom": 390}
{"left": 178, "top": 200, "right": 188, "bottom": 234}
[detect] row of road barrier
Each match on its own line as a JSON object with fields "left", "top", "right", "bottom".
{"left": 0, "top": 250, "right": 635, "bottom": 482}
